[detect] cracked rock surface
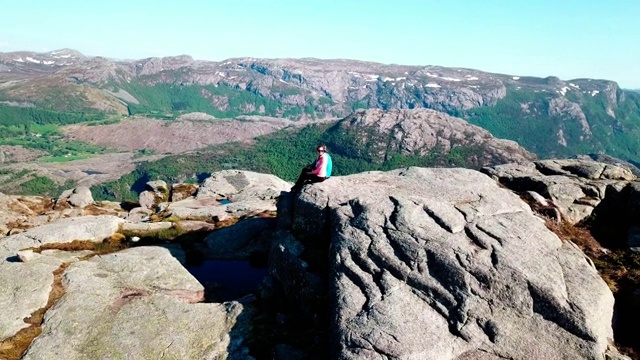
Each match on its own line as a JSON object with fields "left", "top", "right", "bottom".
{"left": 22, "top": 246, "right": 252, "bottom": 359}
{"left": 0, "top": 215, "right": 124, "bottom": 341}
{"left": 288, "top": 167, "right": 614, "bottom": 359}
{"left": 0, "top": 214, "right": 253, "bottom": 359}
{"left": 482, "top": 159, "right": 636, "bottom": 224}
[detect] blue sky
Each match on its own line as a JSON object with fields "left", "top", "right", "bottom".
{"left": 1, "top": 0, "right": 639, "bottom": 88}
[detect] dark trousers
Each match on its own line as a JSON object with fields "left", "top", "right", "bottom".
{"left": 292, "top": 166, "right": 326, "bottom": 190}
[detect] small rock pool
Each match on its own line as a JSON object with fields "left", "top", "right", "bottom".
{"left": 186, "top": 260, "right": 267, "bottom": 302}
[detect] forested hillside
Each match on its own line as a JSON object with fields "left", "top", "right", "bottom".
{"left": 0, "top": 104, "right": 110, "bottom": 160}
{"left": 461, "top": 86, "right": 640, "bottom": 160}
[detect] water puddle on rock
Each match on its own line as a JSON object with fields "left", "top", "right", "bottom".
{"left": 186, "top": 260, "right": 267, "bottom": 302}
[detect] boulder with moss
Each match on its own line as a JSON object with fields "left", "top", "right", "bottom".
{"left": 170, "top": 183, "right": 199, "bottom": 202}
{"left": 138, "top": 180, "right": 170, "bottom": 210}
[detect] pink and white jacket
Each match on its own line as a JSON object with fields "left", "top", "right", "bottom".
{"left": 310, "top": 153, "right": 329, "bottom": 178}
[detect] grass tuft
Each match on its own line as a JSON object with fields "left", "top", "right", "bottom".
{"left": 0, "top": 327, "right": 42, "bottom": 359}
{"left": 32, "top": 240, "right": 96, "bottom": 253}
{"left": 120, "top": 223, "right": 188, "bottom": 242}
{"left": 543, "top": 217, "right": 603, "bottom": 258}
{"left": 31, "top": 236, "right": 129, "bottom": 257}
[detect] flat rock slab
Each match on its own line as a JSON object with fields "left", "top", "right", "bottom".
{"left": 121, "top": 221, "right": 173, "bottom": 232}
{"left": 176, "top": 220, "right": 216, "bottom": 232}
{"left": 0, "top": 215, "right": 124, "bottom": 342}
{"left": 0, "top": 215, "right": 124, "bottom": 260}
{"left": 23, "top": 246, "right": 253, "bottom": 359}
{"left": 286, "top": 167, "right": 614, "bottom": 359}
{"left": 18, "top": 249, "right": 93, "bottom": 263}
{"left": 166, "top": 196, "right": 230, "bottom": 219}
{"left": 0, "top": 261, "right": 59, "bottom": 341}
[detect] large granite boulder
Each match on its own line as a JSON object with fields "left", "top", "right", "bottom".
{"left": 535, "top": 159, "right": 635, "bottom": 181}
{"left": 280, "top": 167, "right": 615, "bottom": 359}
{"left": 58, "top": 186, "right": 94, "bottom": 208}
{"left": 125, "top": 206, "right": 152, "bottom": 222}
{"left": 138, "top": 180, "right": 170, "bottom": 210}
{"left": 146, "top": 180, "right": 169, "bottom": 194}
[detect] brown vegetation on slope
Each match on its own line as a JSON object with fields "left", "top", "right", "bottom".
{"left": 62, "top": 116, "right": 291, "bottom": 154}
{"left": 541, "top": 214, "right": 640, "bottom": 359}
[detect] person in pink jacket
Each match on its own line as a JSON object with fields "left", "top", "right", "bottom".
{"left": 291, "top": 144, "right": 332, "bottom": 191}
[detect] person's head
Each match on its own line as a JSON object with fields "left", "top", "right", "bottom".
{"left": 316, "top": 144, "right": 327, "bottom": 154}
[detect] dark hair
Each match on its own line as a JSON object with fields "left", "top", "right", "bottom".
{"left": 316, "top": 144, "right": 327, "bottom": 152}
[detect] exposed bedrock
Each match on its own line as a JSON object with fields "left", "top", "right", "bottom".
{"left": 277, "top": 167, "right": 615, "bottom": 359}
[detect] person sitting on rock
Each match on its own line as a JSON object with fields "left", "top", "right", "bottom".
{"left": 291, "top": 144, "right": 332, "bottom": 191}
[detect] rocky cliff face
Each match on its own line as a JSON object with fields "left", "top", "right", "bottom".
{"left": 275, "top": 167, "right": 629, "bottom": 359}
{"left": 332, "top": 108, "right": 536, "bottom": 166}
{"left": 482, "top": 158, "right": 636, "bottom": 224}
{"left": 0, "top": 49, "right": 624, "bottom": 119}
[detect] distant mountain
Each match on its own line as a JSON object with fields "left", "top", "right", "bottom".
{"left": 325, "top": 108, "right": 535, "bottom": 167}
{"left": 1, "top": 49, "right": 640, "bottom": 162}
{"left": 91, "top": 108, "right": 536, "bottom": 201}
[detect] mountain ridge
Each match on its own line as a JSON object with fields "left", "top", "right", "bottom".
{"left": 0, "top": 48, "right": 625, "bottom": 84}
{"left": 0, "top": 48, "right": 625, "bottom": 118}
{"left": 1, "top": 48, "right": 639, "bottom": 173}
